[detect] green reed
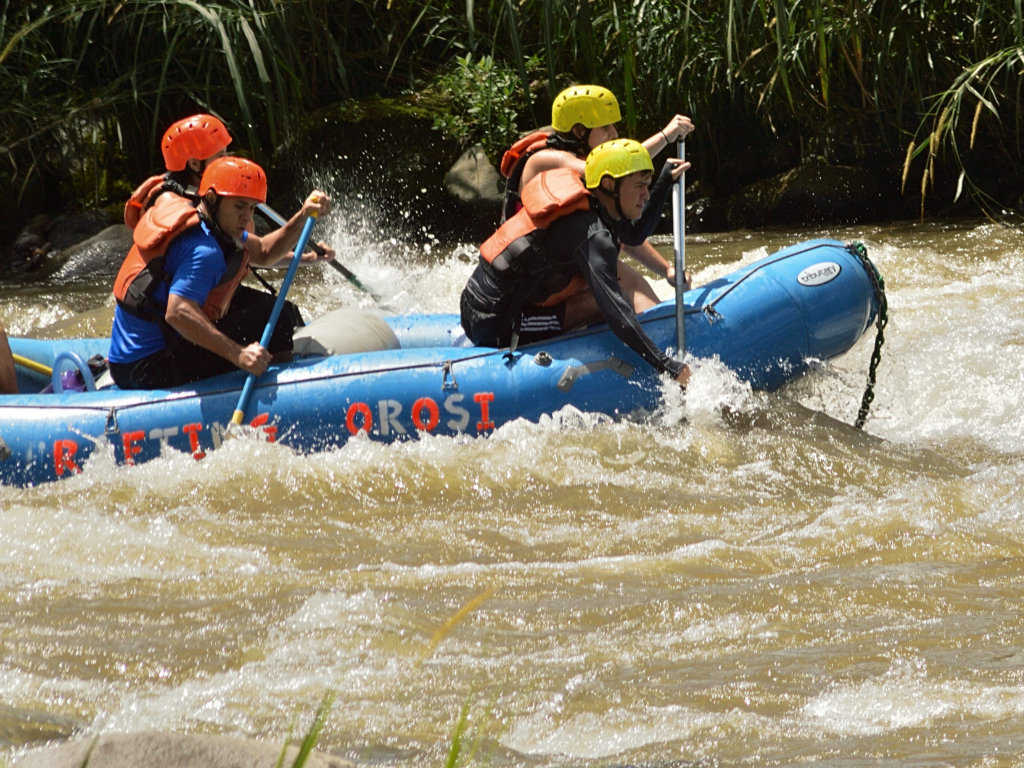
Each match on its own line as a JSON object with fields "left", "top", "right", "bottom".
{"left": 274, "top": 690, "right": 336, "bottom": 768}
{"left": 908, "top": 45, "right": 1024, "bottom": 220}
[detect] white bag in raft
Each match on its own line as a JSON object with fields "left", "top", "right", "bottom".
{"left": 292, "top": 308, "right": 401, "bottom": 356}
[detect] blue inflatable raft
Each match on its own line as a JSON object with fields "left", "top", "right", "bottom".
{"left": 0, "top": 239, "right": 880, "bottom": 486}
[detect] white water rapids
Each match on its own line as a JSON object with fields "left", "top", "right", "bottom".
{"left": 1, "top": 214, "right": 1023, "bottom": 767}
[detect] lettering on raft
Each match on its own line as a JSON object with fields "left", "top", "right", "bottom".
{"left": 122, "top": 430, "right": 145, "bottom": 465}
{"left": 344, "top": 393, "right": 495, "bottom": 436}
{"left": 53, "top": 439, "right": 81, "bottom": 476}
{"left": 182, "top": 423, "right": 205, "bottom": 460}
{"left": 49, "top": 391, "right": 499, "bottom": 477}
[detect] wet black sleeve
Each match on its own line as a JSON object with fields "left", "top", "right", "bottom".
{"left": 617, "top": 161, "right": 675, "bottom": 246}
{"left": 556, "top": 217, "right": 684, "bottom": 378}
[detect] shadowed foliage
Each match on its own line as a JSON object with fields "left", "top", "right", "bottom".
{"left": 0, "top": 0, "right": 1021, "bottom": 223}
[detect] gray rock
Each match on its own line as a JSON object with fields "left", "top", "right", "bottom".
{"left": 46, "top": 210, "right": 114, "bottom": 252}
{"left": 47, "top": 224, "right": 133, "bottom": 283}
{"left": 684, "top": 196, "right": 729, "bottom": 233}
{"left": 444, "top": 146, "right": 503, "bottom": 206}
{"left": 2, "top": 211, "right": 125, "bottom": 278}
{"left": 726, "top": 163, "right": 885, "bottom": 228}
{"left": 269, "top": 97, "right": 501, "bottom": 243}
{"left": 5, "top": 231, "right": 50, "bottom": 274}
{"left": 12, "top": 731, "right": 354, "bottom": 768}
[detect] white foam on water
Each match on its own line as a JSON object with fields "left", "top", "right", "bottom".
{"left": 86, "top": 587, "right": 419, "bottom": 738}
{"left": 8, "top": 208, "right": 1024, "bottom": 767}
{"left": 680, "top": 612, "right": 768, "bottom": 644}
{"left": 377, "top": 538, "right": 730, "bottom": 582}
{"left": 0, "top": 665, "right": 112, "bottom": 717}
{"left": 667, "top": 354, "right": 759, "bottom": 429}
{"left": 780, "top": 227, "right": 1024, "bottom": 453}
{"left": 801, "top": 658, "right": 1024, "bottom": 737}
{"left": 0, "top": 495, "right": 266, "bottom": 588}
{"left": 502, "top": 703, "right": 727, "bottom": 758}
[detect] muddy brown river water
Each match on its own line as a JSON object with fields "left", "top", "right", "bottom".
{"left": 1, "top": 216, "right": 1022, "bottom": 767}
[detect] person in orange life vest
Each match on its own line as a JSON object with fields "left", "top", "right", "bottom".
{"left": 461, "top": 139, "right": 690, "bottom": 388}
{"left": 108, "top": 157, "right": 335, "bottom": 390}
{"left": 499, "top": 85, "right": 694, "bottom": 292}
{"left": 0, "top": 320, "right": 16, "bottom": 394}
{"left": 126, "top": 113, "right": 331, "bottom": 282}
{"left": 124, "top": 114, "right": 233, "bottom": 230}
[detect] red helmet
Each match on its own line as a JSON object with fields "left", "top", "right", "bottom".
{"left": 161, "top": 114, "right": 232, "bottom": 171}
{"left": 199, "top": 156, "right": 268, "bottom": 203}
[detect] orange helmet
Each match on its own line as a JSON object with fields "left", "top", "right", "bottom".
{"left": 199, "top": 156, "right": 267, "bottom": 203}
{"left": 161, "top": 114, "right": 232, "bottom": 171}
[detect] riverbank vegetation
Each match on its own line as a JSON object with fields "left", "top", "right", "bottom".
{"left": 1, "top": 0, "right": 1022, "bottom": 239}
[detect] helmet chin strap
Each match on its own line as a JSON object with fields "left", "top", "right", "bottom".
{"left": 599, "top": 177, "right": 627, "bottom": 219}
{"left": 198, "top": 194, "right": 245, "bottom": 254}
{"left": 579, "top": 127, "right": 593, "bottom": 154}
{"left": 612, "top": 178, "right": 628, "bottom": 219}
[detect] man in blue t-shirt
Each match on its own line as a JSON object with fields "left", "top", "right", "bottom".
{"left": 108, "top": 157, "right": 333, "bottom": 389}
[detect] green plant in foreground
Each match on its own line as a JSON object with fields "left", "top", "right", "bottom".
{"left": 275, "top": 690, "right": 336, "bottom": 768}
{"left": 75, "top": 735, "right": 99, "bottom": 768}
{"left": 444, "top": 696, "right": 473, "bottom": 768}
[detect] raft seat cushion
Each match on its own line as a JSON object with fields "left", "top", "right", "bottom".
{"left": 292, "top": 308, "right": 401, "bottom": 357}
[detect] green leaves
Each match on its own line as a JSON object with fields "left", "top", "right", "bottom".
{"left": 428, "top": 52, "right": 534, "bottom": 159}
{"left": 1, "top": 0, "right": 1020, "bottom": 217}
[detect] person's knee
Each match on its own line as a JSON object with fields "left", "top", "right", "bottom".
{"left": 617, "top": 262, "right": 658, "bottom": 311}
{"left": 563, "top": 291, "right": 601, "bottom": 330}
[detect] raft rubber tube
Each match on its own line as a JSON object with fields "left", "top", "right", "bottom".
{"left": 0, "top": 239, "right": 878, "bottom": 486}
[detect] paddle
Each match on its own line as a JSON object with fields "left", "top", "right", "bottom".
{"left": 255, "top": 202, "right": 372, "bottom": 297}
{"left": 672, "top": 140, "right": 686, "bottom": 360}
{"left": 12, "top": 353, "right": 52, "bottom": 376}
{"left": 230, "top": 209, "right": 319, "bottom": 427}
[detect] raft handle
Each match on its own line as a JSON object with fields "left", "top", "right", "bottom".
{"left": 557, "top": 355, "right": 634, "bottom": 393}
{"left": 105, "top": 407, "right": 119, "bottom": 434}
{"left": 441, "top": 360, "right": 459, "bottom": 391}
{"left": 51, "top": 351, "right": 97, "bottom": 394}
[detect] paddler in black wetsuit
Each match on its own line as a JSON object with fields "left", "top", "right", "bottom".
{"left": 461, "top": 139, "right": 691, "bottom": 388}
{"left": 500, "top": 85, "right": 694, "bottom": 291}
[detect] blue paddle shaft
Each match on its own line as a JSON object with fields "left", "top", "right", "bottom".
{"left": 673, "top": 140, "right": 686, "bottom": 360}
{"left": 232, "top": 213, "right": 318, "bottom": 425}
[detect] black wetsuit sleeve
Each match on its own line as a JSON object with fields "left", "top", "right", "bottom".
{"left": 617, "top": 161, "right": 675, "bottom": 246}
{"left": 565, "top": 220, "right": 685, "bottom": 378}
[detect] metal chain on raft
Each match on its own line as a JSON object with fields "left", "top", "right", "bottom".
{"left": 849, "top": 241, "right": 888, "bottom": 429}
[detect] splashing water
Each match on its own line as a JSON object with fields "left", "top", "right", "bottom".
{"left": 2, "top": 213, "right": 1024, "bottom": 768}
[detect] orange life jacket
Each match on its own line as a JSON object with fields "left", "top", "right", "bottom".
{"left": 499, "top": 131, "right": 552, "bottom": 179}
{"left": 500, "top": 131, "right": 556, "bottom": 224}
{"left": 480, "top": 167, "right": 592, "bottom": 307}
{"left": 114, "top": 196, "right": 250, "bottom": 323}
{"left": 123, "top": 174, "right": 195, "bottom": 230}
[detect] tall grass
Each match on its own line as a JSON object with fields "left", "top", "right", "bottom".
{"left": 909, "top": 45, "right": 1024, "bottom": 219}
{"left": 1, "top": 0, "right": 1020, "bottom": 213}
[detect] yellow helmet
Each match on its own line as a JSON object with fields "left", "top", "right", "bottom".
{"left": 551, "top": 85, "right": 622, "bottom": 132}
{"left": 584, "top": 139, "right": 654, "bottom": 189}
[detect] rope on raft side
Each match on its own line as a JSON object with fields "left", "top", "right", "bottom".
{"left": 849, "top": 240, "right": 888, "bottom": 430}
